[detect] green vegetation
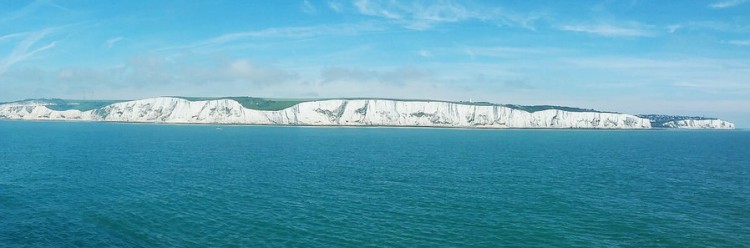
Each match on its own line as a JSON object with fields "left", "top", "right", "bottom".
{"left": 45, "top": 100, "right": 127, "bottom": 111}
{"left": 0, "top": 99, "right": 127, "bottom": 111}
{"left": 174, "top": 97, "right": 306, "bottom": 111}
{"left": 3, "top": 96, "right": 613, "bottom": 113}
{"left": 327, "top": 98, "right": 609, "bottom": 113}
{"left": 502, "top": 104, "right": 609, "bottom": 113}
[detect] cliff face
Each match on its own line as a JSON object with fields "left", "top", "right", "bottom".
{"left": 662, "top": 119, "right": 735, "bottom": 129}
{"left": 1, "top": 97, "right": 654, "bottom": 129}
{"left": 636, "top": 114, "right": 735, "bottom": 129}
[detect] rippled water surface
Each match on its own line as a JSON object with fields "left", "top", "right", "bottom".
{"left": 1, "top": 121, "right": 749, "bottom": 247}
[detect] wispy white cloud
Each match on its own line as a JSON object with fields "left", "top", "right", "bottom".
{"left": 104, "top": 37, "right": 123, "bottom": 48}
{"left": 207, "top": 22, "right": 381, "bottom": 41}
{"left": 354, "top": 0, "right": 404, "bottom": 20}
{"left": 562, "top": 57, "right": 733, "bottom": 69}
{"left": 728, "top": 39, "right": 750, "bottom": 46}
{"left": 35, "top": 54, "right": 298, "bottom": 98}
{"left": 159, "top": 22, "right": 386, "bottom": 52}
{"left": 562, "top": 56, "right": 750, "bottom": 96}
{"left": 0, "top": 0, "right": 72, "bottom": 24}
{"left": 0, "top": 29, "right": 59, "bottom": 76}
{"left": 462, "top": 46, "right": 565, "bottom": 58}
{"left": 224, "top": 59, "right": 297, "bottom": 84}
{"left": 709, "top": 0, "right": 747, "bottom": 9}
{"left": 496, "top": 12, "right": 545, "bottom": 31}
{"left": 320, "top": 66, "right": 433, "bottom": 86}
{"left": 0, "top": 33, "right": 26, "bottom": 42}
{"left": 308, "top": 64, "right": 535, "bottom": 101}
{"left": 328, "top": 1, "right": 343, "bottom": 12}
{"left": 665, "top": 21, "right": 750, "bottom": 34}
{"left": 0, "top": 0, "right": 43, "bottom": 24}
{"left": 351, "top": 0, "right": 542, "bottom": 30}
{"left": 674, "top": 81, "right": 750, "bottom": 93}
{"left": 666, "top": 24, "right": 681, "bottom": 33}
{"left": 301, "top": 0, "right": 317, "bottom": 14}
{"left": 559, "top": 22, "right": 654, "bottom": 37}
{"left": 417, "top": 49, "right": 432, "bottom": 58}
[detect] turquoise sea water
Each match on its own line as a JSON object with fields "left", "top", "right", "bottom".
{"left": 0, "top": 121, "right": 748, "bottom": 247}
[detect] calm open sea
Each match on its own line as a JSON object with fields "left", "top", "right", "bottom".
{"left": 0, "top": 121, "right": 748, "bottom": 247}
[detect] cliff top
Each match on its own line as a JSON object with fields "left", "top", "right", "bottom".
{"left": 0, "top": 96, "right": 612, "bottom": 113}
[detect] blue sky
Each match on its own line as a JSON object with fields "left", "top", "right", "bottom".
{"left": 1, "top": 0, "right": 749, "bottom": 126}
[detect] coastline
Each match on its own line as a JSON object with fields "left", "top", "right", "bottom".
{"left": 3, "top": 118, "right": 739, "bottom": 131}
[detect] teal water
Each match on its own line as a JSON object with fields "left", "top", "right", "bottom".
{"left": 0, "top": 121, "right": 748, "bottom": 247}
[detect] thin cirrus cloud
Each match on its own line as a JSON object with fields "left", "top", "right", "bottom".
{"left": 163, "top": 1, "right": 543, "bottom": 54}
{"left": 327, "top": 1, "right": 344, "bottom": 12}
{"left": 301, "top": 0, "right": 317, "bottom": 14}
{"left": 1, "top": 0, "right": 46, "bottom": 24}
{"left": 351, "top": 0, "right": 540, "bottom": 30}
{"left": 708, "top": 0, "right": 747, "bottom": 8}
{"left": 0, "top": 0, "right": 72, "bottom": 25}
{"left": 674, "top": 81, "right": 750, "bottom": 92}
{"left": 0, "top": 33, "right": 27, "bottom": 43}
{"left": 462, "top": 46, "right": 565, "bottom": 59}
{"left": 0, "top": 29, "right": 59, "bottom": 76}
{"left": 104, "top": 37, "right": 123, "bottom": 48}
{"left": 52, "top": 56, "right": 297, "bottom": 92}
{"left": 664, "top": 21, "right": 750, "bottom": 34}
{"left": 728, "top": 39, "right": 750, "bottom": 46}
{"left": 158, "top": 22, "right": 386, "bottom": 52}
{"left": 354, "top": 0, "right": 405, "bottom": 20}
{"left": 320, "top": 66, "right": 434, "bottom": 86}
{"left": 559, "top": 23, "right": 654, "bottom": 37}
{"left": 561, "top": 56, "right": 750, "bottom": 95}
{"left": 559, "top": 56, "right": 750, "bottom": 71}
{"left": 417, "top": 50, "right": 432, "bottom": 58}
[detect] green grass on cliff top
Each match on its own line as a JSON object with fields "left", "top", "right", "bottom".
{"left": 2, "top": 96, "right": 608, "bottom": 113}
{"left": 176, "top": 97, "right": 607, "bottom": 113}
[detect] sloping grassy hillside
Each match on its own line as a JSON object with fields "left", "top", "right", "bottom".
{"left": 45, "top": 100, "right": 127, "bottom": 111}
{"left": 176, "top": 97, "right": 307, "bottom": 111}
{"left": 0, "top": 99, "right": 127, "bottom": 111}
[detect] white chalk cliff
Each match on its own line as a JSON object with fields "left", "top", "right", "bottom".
{"left": 662, "top": 119, "right": 735, "bottom": 129}
{"left": 0, "top": 97, "right": 653, "bottom": 129}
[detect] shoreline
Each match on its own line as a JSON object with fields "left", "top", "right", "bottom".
{"left": 0, "top": 118, "right": 738, "bottom": 131}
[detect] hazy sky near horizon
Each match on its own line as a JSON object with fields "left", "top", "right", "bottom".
{"left": 1, "top": 0, "right": 749, "bottom": 125}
